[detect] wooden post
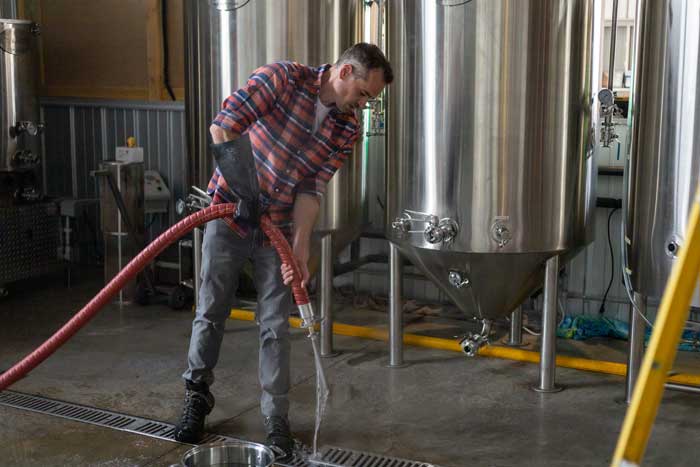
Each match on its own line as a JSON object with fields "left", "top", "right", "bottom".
{"left": 146, "top": 0, "right": 164, "bottom": 101}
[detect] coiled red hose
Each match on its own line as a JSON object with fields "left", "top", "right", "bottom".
{"left": 0, "top": 204, "right": 307, "bottom": 390}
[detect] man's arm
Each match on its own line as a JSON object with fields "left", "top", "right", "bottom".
{"left": 281, "top": 127, "right": 359, "bottom": 287}
{"left": 211, "top": 63, "right": 289, "bottom": 139}
{"left": 289, "top": 193, "right": 321, "bottom": 288}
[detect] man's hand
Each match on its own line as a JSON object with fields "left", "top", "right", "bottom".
{"left": 210, "top": 124, "right": 236, "bottom": 144}
{"left": 280, "top": 240, "right": 310, "bottom": 288}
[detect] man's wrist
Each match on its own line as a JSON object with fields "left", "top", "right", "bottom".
{"left": 292, "top": 236, "right": 310, "bottom": 252}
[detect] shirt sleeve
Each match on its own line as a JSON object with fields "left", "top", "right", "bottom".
{"left": 212, "top": 63, "right": 289, "bottom": 134}
{"left": 296, "top": 131, "right": 360, "bottom": 198}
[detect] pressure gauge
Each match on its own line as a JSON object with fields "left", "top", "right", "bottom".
{"left": 598, "top": 88, "right": 615, "bottom": 107}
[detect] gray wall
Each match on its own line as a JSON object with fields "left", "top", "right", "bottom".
{"left": 40, "top": 98, "right": 188, "bottom": 239}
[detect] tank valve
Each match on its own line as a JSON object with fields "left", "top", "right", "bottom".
{"left": 459, "top": 319, "right": 492, "bottom": 357}
{"left": 491, "top": 222, "right": 512, "bottom": 248}
{"left": 393, "top": 211, "right": 459, "bottom": 246}
{"left": 392, "top": 217, "right": 411, "bottom": 233}
{"left": 424, "top": 216, "right": 458, "bottom": 244}
{"left": 448, "top": 270, "right": 470, "bottom": 288}
{"left": 10, "top": 121, "right": 43, "bottom": 138}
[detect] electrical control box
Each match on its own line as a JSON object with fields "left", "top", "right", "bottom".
{"left": 115, "top": 146, "right": 144, "bottom": 163}
{"left": 144, "top": 170, "right": 171, "bottom": 214}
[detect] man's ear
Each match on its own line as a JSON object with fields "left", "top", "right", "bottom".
{"left": 339, "top": 63, "right": 353, "bottom": 79}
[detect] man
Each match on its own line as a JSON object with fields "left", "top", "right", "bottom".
{"left": 174, "top": 43, "right": 393, "bottom": 458}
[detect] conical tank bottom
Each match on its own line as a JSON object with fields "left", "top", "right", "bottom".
{"left": 397, "top": 245, "right": 554, "bottom": 320}
{"left": 307, "top": 224, "right": 364, "bottom": 278}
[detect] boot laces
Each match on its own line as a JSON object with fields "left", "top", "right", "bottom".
{"left": 179, "top": 390, "right": 210, "bottom": 426}
{"left": 266, "top": 416, "right": 290, "bottom": 437}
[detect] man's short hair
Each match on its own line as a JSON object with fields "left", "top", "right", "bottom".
{"left": 335, "top": 42, "right": 394, "bottom": 84}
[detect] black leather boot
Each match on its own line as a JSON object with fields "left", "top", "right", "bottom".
{"left": 264, "top": 415, "right": 294, "bottom": 461}
{"left": 174, "top": 380, "right": 215, "bottom": 443}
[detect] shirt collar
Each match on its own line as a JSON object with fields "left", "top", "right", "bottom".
{"left": 312, "top": 64, "right": 332, "bottom": 95}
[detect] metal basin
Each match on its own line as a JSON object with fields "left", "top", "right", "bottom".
{"left": 172, "top": 441, "right": 277, "bottom": 467}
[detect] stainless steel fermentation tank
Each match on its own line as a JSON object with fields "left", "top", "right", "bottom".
{"left": 626, "top": 0, "right": 700, "bottom": 304}
{"left": 184, "top": 0, "right": 364, "bottom": 237}
{"left": 184, "top": 1, "right": 367, "bottom": 355}
{"left": 386, "top": 0, "right": 598, "bottom": 321}
{"left": 1, "top": 19, "right": 42, "bottom": 200}
{"left": 0, "top": 19, "right": 58, "bottom": 291}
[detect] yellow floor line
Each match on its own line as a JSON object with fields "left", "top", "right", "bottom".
{"left": 228, "top": 309, "right": 700, "bottom": 387}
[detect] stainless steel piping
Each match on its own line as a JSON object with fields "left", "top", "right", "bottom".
{"left": 600, "top": 0, "right": 620, "bottom": 147}
{"left": 507, "top": 307, "right": 524, "bottom": 347}
{"left": 388, "top": 242, "right": 405, "bottom": 367}
{"left": 607, "top": 0, "right": 619, "bottom": 91}
{"left": 625, "top": 292, "right": 646, "bottom": 404}
{"left": 533, "top": 255, "right": 563, "bottom": 393}
{"left": 665, "top": 383, "right": 700, "bottom": 395}
{"left": 320, "top": 234, "right": 337, "bottom": 357}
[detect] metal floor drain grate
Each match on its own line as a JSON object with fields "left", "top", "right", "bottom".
{"left": 0, "top": 390, "right": 438, "bottom": 467}
{"left": 0, "top": 389, "right": 231, "bottom": 445}
{"left": 314, "top": 446, "right": 436, "bottom": 467}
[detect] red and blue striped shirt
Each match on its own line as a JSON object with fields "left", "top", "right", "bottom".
{"left": 209, "top": 61, "right": 360, "bottom": 240}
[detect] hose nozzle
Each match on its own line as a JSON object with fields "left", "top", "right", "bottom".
{"left": 297, "top": 303, "right": 316, "bottom": 337}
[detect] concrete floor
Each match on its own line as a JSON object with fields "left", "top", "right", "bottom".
{"left": 2, "top": 270, "right": 700, "bottom": 466}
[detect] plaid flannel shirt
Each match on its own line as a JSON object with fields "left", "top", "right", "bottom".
{"left": 208, "top": 61, "right": 360, "bottom": 242}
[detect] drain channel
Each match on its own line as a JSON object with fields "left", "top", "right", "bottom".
{"left": 0, "top": 389, "right": 231, "bottom": 445}
{"left": 0, "top": 390, "right": 438, "bottom": 467}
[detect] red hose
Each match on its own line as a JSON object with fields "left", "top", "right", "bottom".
{"left": 223, "top": 216, "right": 310, "bottom": 306}
{"left": 0, "top": 204, "right": 238, "bottom": 390}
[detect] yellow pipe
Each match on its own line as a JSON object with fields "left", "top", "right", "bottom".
{"left": 612, "top": 187, "right": 700, "bottom": 466}
{"left": 228, "top": 309, "right": 700, "bottom": 387}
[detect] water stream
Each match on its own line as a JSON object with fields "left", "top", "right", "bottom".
{"left": 309, "top": 333, "right": 329, "bottom": 458}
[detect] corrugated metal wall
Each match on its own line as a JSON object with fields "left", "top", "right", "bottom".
{"left": 0, "top": 0, "right": 17, "bottom": 18}
{"left": 565, "top": 174, "right": 628, "bottom": 320}
{"left": 40, "top": 98, "right": 187, "bottom": 239}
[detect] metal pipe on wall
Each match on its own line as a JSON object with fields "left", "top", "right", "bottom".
{"left": 533, "top": 255, "right": 563, "bottom": 393}
{"left": 607, "top": 0, "right": 619, "bottom": 91}
{"left": 388, "top": 242, "right": 406, "bottom": 367}
{"left": 625, "top": 292, "right": 646, "bottom": 404}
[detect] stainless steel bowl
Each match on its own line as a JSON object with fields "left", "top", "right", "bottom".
{"left": 172, "top": 441, "right": 277, "bottom": 467}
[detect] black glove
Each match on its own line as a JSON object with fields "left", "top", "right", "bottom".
{"left": 210, "top": 135, "right": 261, "bottom": 225}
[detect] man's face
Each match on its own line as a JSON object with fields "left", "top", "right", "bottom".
{"left": 335, "top": 64, "right": 386, "bottom": 114}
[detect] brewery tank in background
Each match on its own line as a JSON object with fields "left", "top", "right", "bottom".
{"left": 386, "top": 0, "right": 598, "bottom": 320}
{"left": 184, "top": 0, "right": 364, "bottom": 243}
{"left": 1, "top": 18, "right": 59, "bottom": 291}
{"left": 626, "top": 0, "right": 700, "bottom": 303}
{"left": 1, "top": 19, "right": 42, "bottom": 201}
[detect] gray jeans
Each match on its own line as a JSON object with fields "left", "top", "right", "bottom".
{"left": 183, "top": 219, "right": 292, "bottom": 418}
